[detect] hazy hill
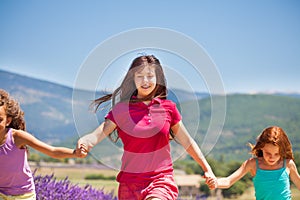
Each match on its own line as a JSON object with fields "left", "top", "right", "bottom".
{"left": 0, "top": 69, "right": 94, "bottom": 144}
{"left": 194, "top": 94, "right": 300, "bottom": 161}
{"left": 1, "top": 69, "right": 300, "bottom": 163}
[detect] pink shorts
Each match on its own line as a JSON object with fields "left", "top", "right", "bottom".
{"left": 118, "top": 175, "right": 178, "bottom": 200}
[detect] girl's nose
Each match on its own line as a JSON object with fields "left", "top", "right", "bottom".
{"left": 143, "top": 76, "right": 149, "bottom": 82}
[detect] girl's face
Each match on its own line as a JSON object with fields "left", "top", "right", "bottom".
{"left": 134, "top": 65, "right": 157, "bottom": 99}
{"left": 0, "top": 106, "right": 10, "bottom": 136}
{"left": 261, "top": 143, "right": 281, "bottom": 166}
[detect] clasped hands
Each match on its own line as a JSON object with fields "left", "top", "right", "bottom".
{"left": 203, "top": 172, "right": 217, "bottom": 190}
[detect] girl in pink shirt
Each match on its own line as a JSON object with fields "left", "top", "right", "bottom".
{"left": 77, "top": 55, "right": 216, "bottom": 200}
{"left": 0, "top": 89, "right": 82, "bottom": 200}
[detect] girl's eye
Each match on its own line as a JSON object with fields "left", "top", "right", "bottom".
{"left": 264, "top": 152, "right": 272, "bottom": 156}
{"left": 136, "top": 75, "right": 154, "bottom": 79}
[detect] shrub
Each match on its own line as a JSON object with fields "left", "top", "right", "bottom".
{"left": 85, "top": 174, "right": 116, "bottom": 180}
{"left": 33, "top": 173, "right": 117, "bottom": 200}
{"left": 221, "top": 181, "right": 248, "bottom": 198}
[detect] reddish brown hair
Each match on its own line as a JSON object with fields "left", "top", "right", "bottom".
{"left": 251, "top": 126, "right": 294, "bottom": 160}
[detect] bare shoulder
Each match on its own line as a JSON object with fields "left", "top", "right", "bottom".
{"left": 11, "top": 129, "right": 26, "bottom": 148}
{"left": 244, "top": 157, "right": 257, "bottom": 176}
{"left": 286, "top": 158, "right": 295, "bottom": 164}
{"left": 11, "top": 129, "right": 35, "bottom": 148}
{"left": 11, "top": 128, "right": 24, "bottom": 138}
{"left": 245, "top": 157, "right": 256, "bottom": 167}
{"left": 286, "top": 159, "right": 297, "bottom": 170}
{"left": 11, "top": 129, "right": 31, "bottom": 138}
{"left": 284, "top": 159, "right": 299, "bottom": 176}
{"left": 239, "top": 158, "right": 256, "bottom": 170}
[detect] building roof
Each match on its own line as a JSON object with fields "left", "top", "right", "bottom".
{"left": 174, "top": 174, "right": 203, "bottom": 187}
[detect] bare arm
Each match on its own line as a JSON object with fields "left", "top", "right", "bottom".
{"left": 13, "top": 129, "right": 78, "bottom": 159}
{"left": 76, "top": 119, "right": 116, "bottom": 157}
{"left": 171, "top": 121, "right": 215, "bottom": 177}
{"left": 288, "top": 159, "right": 300, "bottom": 190}
{"left": 217, "top": 158, "right": 254, "bottom": 188}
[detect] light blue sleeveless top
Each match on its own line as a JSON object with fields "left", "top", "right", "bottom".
{"left": 253, "top": 159, "right": 291, "bottom": 200}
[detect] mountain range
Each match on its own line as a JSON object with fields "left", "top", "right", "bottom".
{"left": 1, "top": 69, "right": 300, "bottom": 163}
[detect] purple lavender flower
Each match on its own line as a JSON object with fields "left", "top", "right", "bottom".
{"left": 33, "top": 173, "right": 117, "bottom": 200}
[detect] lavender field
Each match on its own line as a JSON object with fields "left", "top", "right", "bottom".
{"left": 34, "top": 173, "right": 117, "bottom": 200}
{"left": 31, "top": 163, "right": 118, "bottom": 199}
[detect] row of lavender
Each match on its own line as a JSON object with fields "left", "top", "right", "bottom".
{"left": 34, "top": 173, "right": 117, "bottom": 200}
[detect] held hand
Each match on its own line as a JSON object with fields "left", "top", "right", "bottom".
{"left": 203, "top": 172, "right": 217, "bottom": 190}
{"left": 73, "top": 147, "right": 87, "bottom": 158}
{"left": 76, "top": 140, "right": 89, "bottom": 158}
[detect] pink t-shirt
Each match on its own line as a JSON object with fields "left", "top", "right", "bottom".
{"left": 0, "top": 129, "right": 35, "bottom": 195}
{"left": 106, "top": 98, "right": 181, "bottom": 183}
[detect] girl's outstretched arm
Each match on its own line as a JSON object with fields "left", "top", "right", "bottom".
{"left": 171, "top": 121, "right": 216, "bottom": 180}
{"left": 288, "top": 159, "right": 300, "bottom": 190}
{"left": 76, "top": 119, "right": 116, "bottom": 157}
{"left": 13, "top": 129, "right": 79, "bottom": 159}
{"left": 217, "top": 158, "right": 255, "bottom": 188}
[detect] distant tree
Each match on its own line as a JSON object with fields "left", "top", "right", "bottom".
{"left": 221, "top": 181, "right": 248, "bottom": 198}
{"left": 28, "top": 152, "right": 41, "bottom": 162}
{"left": 199, "top": 181, "right": 211, "bottom": 196}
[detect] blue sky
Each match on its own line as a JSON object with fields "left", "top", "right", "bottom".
{"left": 0, "top": 1, "right": 300, "bottom": 94}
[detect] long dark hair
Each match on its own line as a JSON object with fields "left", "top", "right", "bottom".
{"left": 92, "top": 55, "right": 168, "bottom": 142}
{"left": 93, "top": 55, "right": 167, "bottom": 110}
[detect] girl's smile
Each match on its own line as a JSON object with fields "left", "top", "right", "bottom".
{"left": 134, "top": 65, "right": 157, "bottom": 99}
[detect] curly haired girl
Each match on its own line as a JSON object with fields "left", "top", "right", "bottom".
{"left": 0, "top": 89, "right": 81, "bottom": 200}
